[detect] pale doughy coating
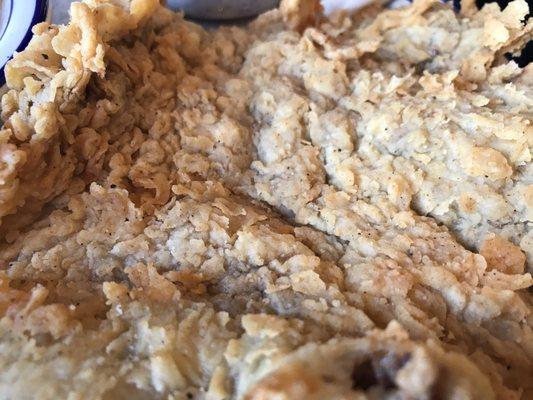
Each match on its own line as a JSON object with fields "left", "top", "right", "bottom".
{"left": 0, "top": 0, "right": 532, "bottom": 399}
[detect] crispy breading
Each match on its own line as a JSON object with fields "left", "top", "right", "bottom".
{"left": 280, "top": 0, "right": 323, "bottom": 31}
{"left": 0, "top": 0, "right": 531, "bottom": 399}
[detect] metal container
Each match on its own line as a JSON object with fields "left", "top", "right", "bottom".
{"left": 167, "top": 0, "right": 280, "bottom": 20}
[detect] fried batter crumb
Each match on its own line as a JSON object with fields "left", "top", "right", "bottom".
{"left": 280, "top": 0, "right": 324, "bottom": 31}
{"left": 0, "top": 0, "right": 532, "bottom": 399}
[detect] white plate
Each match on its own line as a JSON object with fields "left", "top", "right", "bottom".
{"left": 0, "top": 0, "right": 49, "bottom": 85}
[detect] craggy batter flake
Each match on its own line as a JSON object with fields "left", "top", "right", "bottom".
{"left": 0, "top": 0, "right": 532, "bottom": 398}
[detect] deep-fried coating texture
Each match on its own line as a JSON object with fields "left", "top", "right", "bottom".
{"left": 0, "top": 0, "right": 531, "bottom": 399}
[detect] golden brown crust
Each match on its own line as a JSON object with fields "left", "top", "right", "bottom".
{"left": 0, "top": 0, "right": 531, "bottom": 399}
{"left": 480, "top": 234, "right": 526, "bottom": 275}
{"left": 244, "top": 363, "right": 319, "bottom": 400}
{"left": 280, "top": 0, "right": 324, "bottom": 32}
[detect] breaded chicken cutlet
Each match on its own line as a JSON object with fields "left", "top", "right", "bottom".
{"left": 0, "top": 0, "right": 532, "bottom": 398}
